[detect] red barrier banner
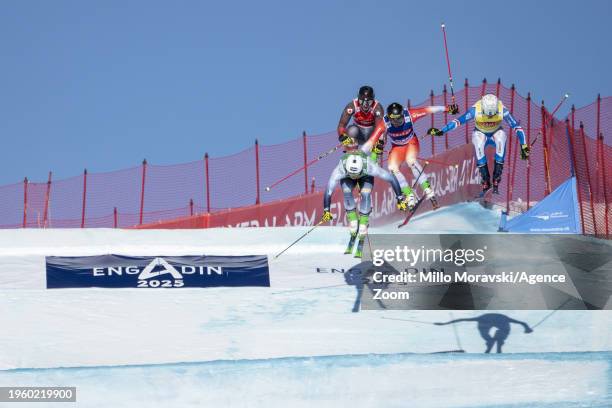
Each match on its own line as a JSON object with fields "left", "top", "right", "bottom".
{"left": 136, "top": 144, "right": 482, "bottom": 229}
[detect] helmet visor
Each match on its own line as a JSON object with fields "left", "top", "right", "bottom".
{"left": 483, "top": 107, "right": 498, "bottom": 117}
{"left": 388, "top": 112, "right": 404, "bottom": 126}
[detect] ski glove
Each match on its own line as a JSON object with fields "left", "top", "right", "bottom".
{"left": 447, "top": 104, "right": 459, "bottom": 115}
{"left": 320, "top": 210, "right": 333, "bottom": 223}
{"left": 520, "top": 144, "right": 530, "bottom": 160}
{"left": 339, "top": 133, "right": 353, "bottom": 146}
{"left": 372, "top": 138, "right": 385, "bottom": 155}
{"left": 396, "top": 195, "right": 409, "bottom": 212}
{"left": 427, "top": 127, "right": 444, "bottom": 137}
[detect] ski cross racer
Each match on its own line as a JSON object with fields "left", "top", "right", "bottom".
{"left": 320, "top": 146, "right": 410, "bottom": 258}
{"left": 337, "top": 85, "right": 384, "bottom": 149}
{"left": 363, "top": 101, "right": 459, "bottom": 210}
{"left": 429, "top": 93, "right": 530, "bottom": 194}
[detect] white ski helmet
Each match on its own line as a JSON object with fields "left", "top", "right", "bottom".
{"left": 481, "top": 94, "right": 499, "bottom": 116}
{"left": 344, "top": 153, "right": 365, "bottom": 179}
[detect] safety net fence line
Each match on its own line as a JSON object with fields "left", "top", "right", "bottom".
{"left": 0, "top": 80, "right": 610, "bottom": 237}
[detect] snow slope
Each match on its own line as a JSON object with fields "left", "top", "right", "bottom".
{"left": 0, "top": 203, "right": 610, "bottom": 407}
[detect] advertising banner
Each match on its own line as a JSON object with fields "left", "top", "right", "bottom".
{"left": 46, "top": 255, "right": 270, "bottom": 289}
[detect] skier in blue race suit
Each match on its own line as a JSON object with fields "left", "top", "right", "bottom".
{"left": 428, "top": 94, "right": 530, "bottom": 194}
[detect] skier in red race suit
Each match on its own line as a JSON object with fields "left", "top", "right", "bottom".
{"left": 363, "top": 102, "right": 458, "bottom": 209}
{"left": 337, "top": 85, "right": 385, "bottom": 149}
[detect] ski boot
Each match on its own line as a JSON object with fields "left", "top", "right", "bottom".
{"left": 478, "top": 163, "right": 492, "bottom": 194}
{"left": 492, "top": 162, "right": 504, "bottom": 194}
{"left": 482, "top": 179, "right": 492, "bottom": 193}
{"left": 344, "top": 210, "right": 359, "bottom": 255}
{"left": 421, "top": 180, "right": 439, "bottom": 210}
{"left": 354, "top": 236, "right": 366, "bottom": 258}
{"left": 429, "top": 196, "right": 439, "bottom": 209}
{"left": 344, "top": 233, "right": 357, "bottom": 254}
{"left": 354, "top": 213, "right": 369, "bottom": 258}
{"left": 397, "top": 194, "right": 416, "bottom": 211}
{"left": 400, "top": 186, "right": 416, "bottom": 211}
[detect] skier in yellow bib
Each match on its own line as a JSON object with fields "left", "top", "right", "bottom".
{"left": 429, "top": 94, "right": 530, "bottom": 194}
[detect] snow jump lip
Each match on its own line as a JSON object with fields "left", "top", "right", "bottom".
{"left": 2, "top": 350, "right": 609, "bottom": 372}
{"left": 2, "top": 352, "right": 610, "bottom": 408}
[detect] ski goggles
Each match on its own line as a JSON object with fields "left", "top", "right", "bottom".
{"left": 359, "top": 98, "right": 374, "bottom": 107}
{"left": 388, "top": 113, "right": 404, "bottom": 125}
{"left": 481, "top": 107, "right": 499, "bottom": 117}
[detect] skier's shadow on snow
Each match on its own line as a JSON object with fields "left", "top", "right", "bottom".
{"left": 435, "top": 313, "right": 534, "bottom": 353}
{"left": 344, "top": 261, "right": 395, "bottom": 313}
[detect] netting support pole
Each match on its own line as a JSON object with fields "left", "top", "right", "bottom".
{"left": 43, "top": 171, "right": 52, "bottom": 228}
{"left": 599, "top": 132, "right": 609, "bottom": 238}
{"left": 22, "top": 177, "right": 28, "bottom": 228}
{"left": 114, "top": 207, "right": 118, "bottom": 228}
{"left": 580, "top": 122, "right": 597, "bottom": 234}
{"left": 81, "top": 169, "right": 87, "bottom": 228}
{"left": 566, "top": 121, "right": 576, "bottom": 176}
{"left": 139, "top": 159, "right": 147, "bottom": 225}
{"left": 205, "top": 153, "right": 211, "bottom": 213}
{"left": 541, "top": 102, "right": 551, "bottom": 196}
{"left": 495, "top": 78, "right": 501, "bottom": 98}
{"left": 505, "top": 84, "right": 516, "bottom": 213}
{"left": 464, "top": 78, "right": 469, "bottom": 144}
{"left": 480, "top": 77, "right": 487, "bottom": 97}
{"left": 526, "top": 92, "right": 532, "bottom": 209}
{"left": 303, "top": 131, "right": 309, "bottom": 194}
{"left": 443, "top": 84, "right": 449, "bottom": 151}
{"left": 430, "top": 89, "right": 435, "bottom": 157}
{"left": 566, "top": 119, "right": 585, "bottom": 233}
{"left": 190, "top": 198, "right": 194, "bottom": 216}
{"left": 570, "top": 105, "right": 580, "bottom": 227}
{"left": 596, "top": 94, "right": 601, "bottom": 141}
{"left": 255, "top": 139, "right": 261, "bottom": 205}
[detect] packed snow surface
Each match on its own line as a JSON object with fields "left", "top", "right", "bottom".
{"left": 1, "top": 203, "right": 610, "bottom": 407}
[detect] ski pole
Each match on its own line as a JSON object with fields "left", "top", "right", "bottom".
{"left": 265, "top": 143, "right": 342, "bottom": 192}
{"left": 525, "top": 133, "right": 539, "bottom": 169}
{"left": 417, "top": 157, "right": 454, "bottom": 167}
{"left": 538, "top": 93, "right": 568, "bottom": 165}
{"left": 441, "top": 23, "right": 456, "bottom": 104}
{"left": 448, "top": 312, "right": 464, "bottom": 351}
{"left": 411, "top": 161, "right": 429, "bottom": 190}
{"left": 550, "top": 93, "right": 570, "bottom": 118}
{"left": 381, "top": 316, "right": 435, "bottom": 325}
{"left": 272, "top": 283, "right": 347, "bottom": 295}
{"left": 531, "top": 298, "right": 572, "bottom": 329}
{"left": 273, "top": 218, "right": 326, "bottom": 259}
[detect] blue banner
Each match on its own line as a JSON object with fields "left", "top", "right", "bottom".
{"left": 500, "top": 177, "right": 582, "bottom": 234}
{"left": 46, "top": 255, "right": 270, "bottom": 289}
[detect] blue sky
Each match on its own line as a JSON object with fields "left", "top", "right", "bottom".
{"left": 0, "top": 0, "right": 610, "bottom": 184}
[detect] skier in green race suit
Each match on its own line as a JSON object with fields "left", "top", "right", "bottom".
{"left": 320, "top": 143, "right": 409, "bottom": 258}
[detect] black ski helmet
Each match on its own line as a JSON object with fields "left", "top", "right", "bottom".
{"left": 387, "top": 102, "right": 403, "bottom": 118}
{"left": 358, "top": 85, "right": 375, "bottom": 101}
